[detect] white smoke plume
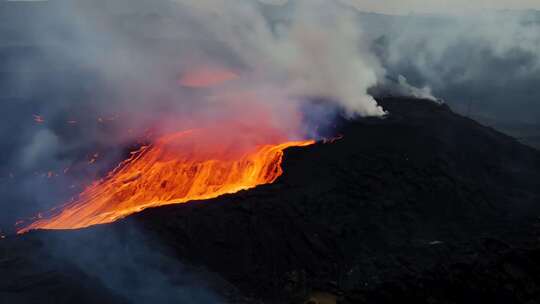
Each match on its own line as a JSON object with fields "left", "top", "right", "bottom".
{"left": 71, "top": 0, "right": 386, "bottom": 119}
{"left": 363, "top": 10, "right": 540, "bottom": 123}
{"left": 0, "top": 0, "right": 388, "bottom": 227}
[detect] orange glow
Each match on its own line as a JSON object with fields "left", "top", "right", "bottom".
{"left": 18, "top": 125, "right": 314, "bottom": 233}
{"left": 33, "top": 114, "right": 45, "bottom": 124}
{"left": 179, "top": 67, "right": 239, "bottom": 88}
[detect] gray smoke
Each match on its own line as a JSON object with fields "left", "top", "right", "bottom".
{"left": 0, "top": 0, "right": 389, "bottom": 227}
{"left": 2, "top": 1, "right": 540, "bottom": 301}
{"left": 364, "top": 10, "right": 540, "bottom": 124}
{"left": 2, "top": 0, "right": 540, "bottom": 229}
{"left": 43, "top": 224, "right": 228, "bottom": 303}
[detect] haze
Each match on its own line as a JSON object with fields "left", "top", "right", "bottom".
{"left": 263, "top": 0, "right": 540, "bottom": 14}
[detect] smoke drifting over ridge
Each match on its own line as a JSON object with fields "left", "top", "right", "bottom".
{"left": 1, "top": 1, "right": 540, "bottom": 301}
{"left": 0, "top": 0, "right": 387, "bottom": 227}
{"left": 2, "top": 0, "right": 540, "bottom": 220}
{"left": 2, "top": 0, "right": 540, "bottom": 228}
{"left": 4, "top": 1, "right": 540, "bottom": 302}
{"left": 355, "top": 10, "right": 540, "bottom": 125}
{"left": 0, "top": 2, "right": 389, "bottom": 300}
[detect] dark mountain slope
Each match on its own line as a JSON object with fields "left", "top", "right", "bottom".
{"left": 1, "top": 97, "right": 540, "bottom": 303}
{"left": 127, "top": 98, "right": 540, "bottom": 301}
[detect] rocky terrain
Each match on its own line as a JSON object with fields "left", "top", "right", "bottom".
{"left": 1, "top": 97, "right": 540, "bottom": 303}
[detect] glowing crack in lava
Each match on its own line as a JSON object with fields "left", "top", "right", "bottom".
{"left": 18, "top": 126, "right": 314, "bottom": 233}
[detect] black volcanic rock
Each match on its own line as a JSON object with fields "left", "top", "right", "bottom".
{"left": 1, "top": 97, "right": 540, "bottom": 303}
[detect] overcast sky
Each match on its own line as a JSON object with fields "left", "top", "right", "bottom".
{"left": 348, "top": 0, "right": 540, "bottom": 14}
{"left": 4, "top": 0, "right": 540, "bottom": 14}
{"left": 260, "top": 0, "right": 540, "bottom": 14}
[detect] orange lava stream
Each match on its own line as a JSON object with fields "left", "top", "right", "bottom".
{"left": 18, "top": 129, "right": 314, "bottom": 233}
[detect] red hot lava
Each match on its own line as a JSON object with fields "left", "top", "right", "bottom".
{"left": 18, "top": 122, "right": 314, "bottom": 233}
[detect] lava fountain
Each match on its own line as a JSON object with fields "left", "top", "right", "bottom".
{"left": 18, "top": 124, "right": 314, "bottom": 233}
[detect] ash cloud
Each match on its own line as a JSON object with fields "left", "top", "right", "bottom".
{"left": 43, "top": 224, "right": 228, "bottom": 303}
{"left": 0, "top": 0, "right": 387, "bottom": 227}
{"left": 1, "top": 0, "right": 539, "bottom": 229}
{"left": 2, "top": 0, "right": 539, "bottom": 223}
{"left": 1, "top": 0, "right": 540, "bottom": 301}
{"left": 363, "top": 10, "right": 540, "bottom": 124}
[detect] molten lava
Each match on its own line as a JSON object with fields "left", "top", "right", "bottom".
{"left": 18, "top": 127, "right": 313, "bottom": 233}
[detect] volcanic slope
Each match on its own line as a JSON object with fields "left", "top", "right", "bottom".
{"left": 1, "top": 97, "right": 540, "bottom": 303}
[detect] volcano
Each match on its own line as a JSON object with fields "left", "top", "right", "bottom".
{"left": 1, "top": 97, "right": 540, "bottom": 303}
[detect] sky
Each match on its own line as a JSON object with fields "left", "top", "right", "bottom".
{"left": 5, "top": 0, "right": 540, "bottom": 14}
{"left": 348, "top": 0, "right": 540, "bottom": 14}
{"left": 261, "top": 0, "right": 540, "bottom": 14}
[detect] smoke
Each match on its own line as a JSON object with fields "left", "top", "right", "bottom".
{"left": 364, "top": 10, "right": 540, "bottom": 124}
{"left": 2, "top": 0, "right": 539, "bottom": 301}
{"left": 0, "top": 6, "right": 387, "bottom": 301}
{"left": 0, "top": 0, "right": 389, "bottom": 227}
{"left": 2, "top": 0, "right": 539, "bottom": 229}
{"left": 32, "top": 223, "right": 228, "bottom": 303}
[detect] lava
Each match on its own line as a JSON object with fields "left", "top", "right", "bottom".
{"left": 18, "top": 125, "right": 314, "bottom": 233}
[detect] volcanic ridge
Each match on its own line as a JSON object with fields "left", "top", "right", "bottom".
{"left": 1, "top": 97, "right": 540, "bottom": 304}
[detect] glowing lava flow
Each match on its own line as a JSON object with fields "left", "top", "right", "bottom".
{"left": 18, "top": 128, "right": 314, "bottom": 233}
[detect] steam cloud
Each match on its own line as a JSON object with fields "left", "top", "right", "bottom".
{"left": 0, "top": 0, "right": 387, "bottom": 226}
{"left": 1, "top": 0, "right": 540, "bottom": 229}
{"left": 365, "top": 10, "right": 540, "bottom": 123}
{"left": 2, "top": 0, "right": 540, "bottom": 301}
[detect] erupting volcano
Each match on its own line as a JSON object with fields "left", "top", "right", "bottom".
{"left": 18, "top": 125, "right": 314, "bottom": 233}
